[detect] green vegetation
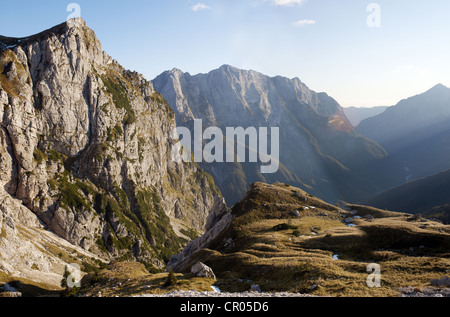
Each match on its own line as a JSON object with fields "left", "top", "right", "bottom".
{"left": 57, "top": 176, "right": 93, "bottom": 211}
{"left": 135, "top": 187, "right": 184, "bottom": 262}
{"left": 164, "top": 270, "right": 178, "bottom": 287}
{"left": 0, "top": 50, "right": 27, "bottom": 99}
{"left": 33, "top": 147, "right": 47, "bottom": 164}
{"left": 180, "top": 227, "right": 200, "bottom": 241}
{"left": 106, "top": 123, "right": 124, "bottom": 142}
{"left": 100, "top": 72, "right": 136, "bottom": 126}
{"left": 60, "top": 266, "right": 80, "bottom": 298}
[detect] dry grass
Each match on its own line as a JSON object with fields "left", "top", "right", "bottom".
{"left": 80, "top": 262, "right": 216, "bottom": 297}
{"left": 175, "top": 182, "right": 450, "bottom": 297}
{"left": 69, "top": 182, "right": 450, "bottom": 297}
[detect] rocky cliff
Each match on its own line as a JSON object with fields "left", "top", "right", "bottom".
{"left": 0, "top": 18, "right": 223, "bottom": 283}
{"left": 153, "top": 66, "right": 387, "bottom": 205}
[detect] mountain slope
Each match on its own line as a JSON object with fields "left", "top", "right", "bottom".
{"left": 168, "top": 182, "right": 450, "bottom": 296}
{"left": 357, "top": 84, "right": 450, "bottom": 152}
{"left": 343, "top": 106, "right": 388, "bottom": 127}
{"left": 153, "top": 65, "right": 387, "bottom": 205}
{"left": 366, "top": 169, "right": 450, "bottom": 215}
{"left": 0, "top": 18, "right": 223, "bottom": 286}
{"left": 355, "top": 84, "right": 450, "bottom": 192}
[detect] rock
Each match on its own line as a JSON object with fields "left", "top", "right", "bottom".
{"left": 344, "top": 218, "right": 354, "bottom": 224}
{"left": 309, "top": 284, "right": 318, "bottom": 291}
{"left": 153, "top": 64, "right": 387, "bottom": 207}
{"left": 0, "top": 18, "right": 220, "bottom": 287}
{"left": 191, "top": 262, "right": 216, "bottom": 279}
{"left": 410, "top": 214, "right": 423, "bottom": 221}
{"left": 167, "top": 205, "right": 233, "bottom": 272}
{"left": 431, "top": 276, "right": 450, "bottom": 287}
{"left": 224, "top": 238, "right": 234, "bottom": 248}
{"left": 292, "top": 210, "right": 300, "bottom": 217}
{"left": 250, "top": 284, "right": 262, "bottom": 293}
{"left": 0, "top": 292, "right": 22, "bottom": 298}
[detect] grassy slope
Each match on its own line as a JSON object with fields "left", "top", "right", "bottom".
{"left": 54, "top": 182, "right": 450, "bottom": 297}
{"left": 174, "top": 182, "right": 450, "bottom": 297}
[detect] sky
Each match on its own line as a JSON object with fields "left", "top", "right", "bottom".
{"left": 1, "top": 0, "right": 449, "bottom": 108}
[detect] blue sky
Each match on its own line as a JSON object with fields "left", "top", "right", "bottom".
{"left": 1, "top": 0, "right": 449, "bottom": 107}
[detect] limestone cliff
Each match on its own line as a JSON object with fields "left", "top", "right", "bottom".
{"left": 153, "top": 65, "right": 387, "bottom": 205}
{"left": 0, "top": 18, "right": 223, "bottom": 281}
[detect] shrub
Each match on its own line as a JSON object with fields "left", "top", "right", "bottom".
{"left": 33, "top": 148, "right": 46, "bottom": 164}
{"left": 273, "top": 223, "right": 299, "bottom": 231}
{"left": 164, "top": 270, "right": 178, "bottom": 287}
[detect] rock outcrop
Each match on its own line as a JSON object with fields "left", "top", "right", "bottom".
{"left": 0, "top": 18, "right": 222, "bottom": 283}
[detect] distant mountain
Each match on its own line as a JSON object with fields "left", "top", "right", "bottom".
{"left": 343, "top": 106, "right": 388, "bottom": 127}
{"left": 355, "top": 84, "right": 450, "bottom": 190}
{"left": 366, "top": 168, "right": 450, "bottom": 216}
{"left": 153, "top": 65, "right": 387, "bottom": 205}
{"left": 357, "top": 84, "right": 450, "bottom": 152}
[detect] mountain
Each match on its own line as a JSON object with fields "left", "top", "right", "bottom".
{"left": 355, "top": 85, "right": 450, "bottom": 190}
{"left": 343, "top": 106, "right": 388, "bottom": 127}
{"left": 357, "top": 84, "right": 450, "bottom": 152}
{"left": 366, "top": 168, "right": 450, "bottom": 217}
{"left": 153, "top": 66, "right": 387, "bottom": 205}
{"left": 0, "top": 18, "right": 223, "bottom": 288}
{"left": 167, "top": 182, "right": 450, "bottom": 297}
{"left": 423, "top": 205, "right": 450, "bottom": 225}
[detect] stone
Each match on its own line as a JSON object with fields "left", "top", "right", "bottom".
{"left": 344, "top": 218, "right": 354, "bottom": 224}
{"left": 191, "top": 262, "right": 216, "bottom": 279}
{"left": 0, "top": 292, "right": 22, "bottom": 298}
{"left": 250, "top": 284, "right": 262, "bottom": 293}
{"left": 431, "top": 276, "right": 450, "bottom": 287}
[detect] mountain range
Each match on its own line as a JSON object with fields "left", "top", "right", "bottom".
{"left": 355, "top": 84, "right": 450, "bottom": 192}
{"left": 153, "top": 66, "right": 387, "bottom": 206}
{"left": 343, "top": 106, "right": 388, "bottom": 127}
{"left": 1, "top": 19, "right": 449, "bottom": 296}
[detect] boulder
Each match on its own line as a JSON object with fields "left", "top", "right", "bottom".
{"left": 250, "top": 284, "right": 262, "bottom": 293}
{"left": 191, "top": 262, "right": 216, "bottom": 279}
{"left": 431, "top": 276, "right": 450, "bottom": 287}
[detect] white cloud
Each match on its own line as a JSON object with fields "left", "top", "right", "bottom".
{"left": 292, "top": 19, "right": 316, "bottom": 27}
{"left": 191, "top": 3, "right": 211, "bottom": 12}
{"left": 271, "top": 0, "right": 308, "bottom": 6}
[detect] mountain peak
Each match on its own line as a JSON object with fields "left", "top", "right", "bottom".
{"left": 427, "top": 83, "right": 449, "bottom": 93}
{"left": 0, "top": 18, "right": 96, "bottom": 51}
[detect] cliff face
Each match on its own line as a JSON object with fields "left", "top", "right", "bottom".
{"left": 153, "top": 65, "right": 387, "bottom": 205}
{"left": 0, "top": 18, "right": 223, "bottom": 277}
